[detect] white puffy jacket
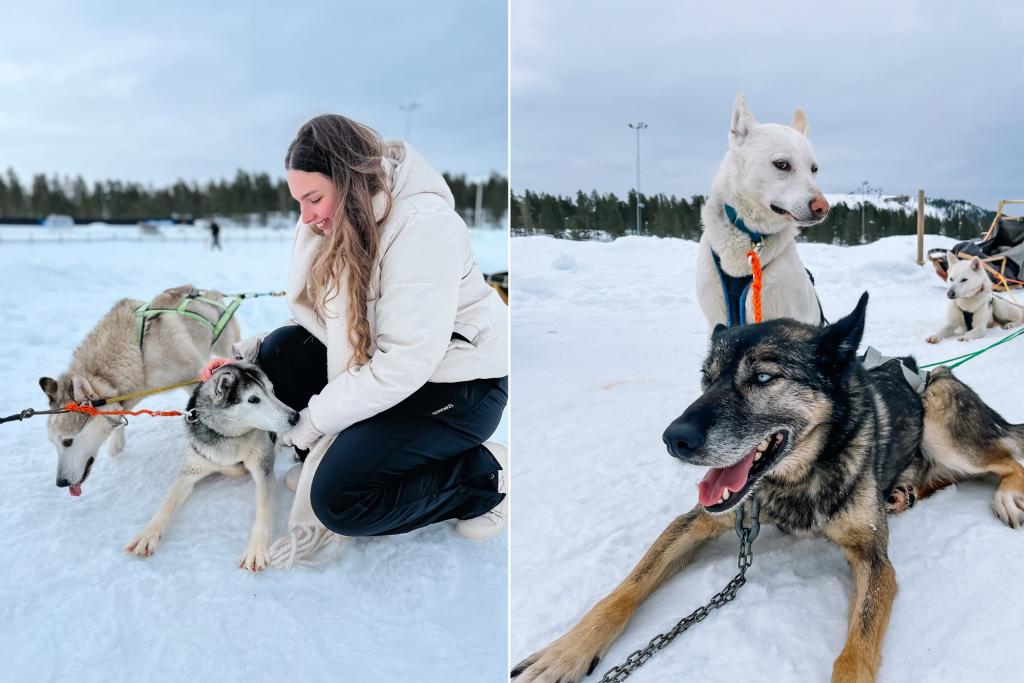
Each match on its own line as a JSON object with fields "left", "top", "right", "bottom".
{"left": 283, "top": 141, "right": 508, "bottom": 436}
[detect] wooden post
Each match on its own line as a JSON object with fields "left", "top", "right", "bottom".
{"left": 916, "top": 189, "right": 925, "bottom": 265}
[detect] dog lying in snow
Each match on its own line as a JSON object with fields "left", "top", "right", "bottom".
{"left": 926, "top": 252, "right": 1023, "bottom": 343}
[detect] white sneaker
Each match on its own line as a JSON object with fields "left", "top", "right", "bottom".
{"left": 283, "top": 463, "right": 303, "bottom": 493}
{"left": 455, "top": 441, "right": 508, "bottom": 541}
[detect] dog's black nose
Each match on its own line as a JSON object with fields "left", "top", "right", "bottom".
{"left": 62, "top": 438, "right": 73, "bottom": 448}
{"left": 663, "top": 418, "right": 704, "bottom": 459}
{"left": 56, "top": 478, "right": 69, "bottom": 488}
{"left": 947, "top": 290, "right": 956, "bottom": 299}
{"left": 289, "top": 411, "right": 300, "bottom": 426}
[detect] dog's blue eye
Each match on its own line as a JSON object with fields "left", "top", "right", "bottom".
{"left": 756, "top": 373, "right": 772, "bottom": 384}
{"left": 773, "top": 160, "right": 791, "bottom": 171}
{"left": 248, "top": 396, "right": 261, "bottom": 404}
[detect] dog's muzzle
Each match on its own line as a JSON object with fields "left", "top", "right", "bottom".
{"left": 663, "top": 403, "right": 712, "bottom": 460}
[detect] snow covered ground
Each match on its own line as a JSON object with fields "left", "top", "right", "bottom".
{"left": 510, "top": 234, "right": 1023, "bottom": 682}
{"left": 0, "top": 224, "right": 508, "bottom": 683}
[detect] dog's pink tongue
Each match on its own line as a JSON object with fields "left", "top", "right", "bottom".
{"left": 698, "top": 451, "right": 755, "bottom": 507}
{"left": 69, "top": 483, "right": 82, "bottom": 497}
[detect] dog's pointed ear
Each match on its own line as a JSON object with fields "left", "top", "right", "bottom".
{"left": 214, "top": 368, "right": 237, "bottom": 403}
{"left": 729, "top": 93, "right": 755, "bottom": 149}
{"left": 817, "top": 292, "right": 868, "bottom": 366}
{"left": 947, "top": 251, "right": 959, "bottom": 265}
{"left": 970, "top": 256, "right": 982, "bottom": 271}
{"left": 70, "top": 375, "right": 100, "bottom": 404}
{"left": 791, "top": 108, "right": 810, "bottom": 137}
{"left": 711, "top": 323, "right": 728, "bottom": 340}
{"left": 39, "top": 377, "right": 59, "bottom": 402}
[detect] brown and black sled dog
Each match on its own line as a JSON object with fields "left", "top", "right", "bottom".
{"left": 512, "top": 293, "right": 1024, "bottom": 683}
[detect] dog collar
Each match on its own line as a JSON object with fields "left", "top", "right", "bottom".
{"left": 723, "top": 204, "right": 764, "bottom": 247}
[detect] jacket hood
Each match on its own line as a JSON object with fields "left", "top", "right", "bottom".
{"left": 374, "top": 141, "right": 454, "bottom": 220}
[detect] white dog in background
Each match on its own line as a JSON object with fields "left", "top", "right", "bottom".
{"left": 696, "top": 94, "right": 831, "bottom": 331}
{"left": 927, "top": 253, "right": 1024, "bottom": 343}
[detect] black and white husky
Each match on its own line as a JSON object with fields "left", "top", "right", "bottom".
{"left": 125, "top": 362, "right": 298, "bottom": 572}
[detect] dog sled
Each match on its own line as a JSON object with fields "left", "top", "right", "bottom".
{"left": 929, "top": 199, "right": 1024, "bottom": 291}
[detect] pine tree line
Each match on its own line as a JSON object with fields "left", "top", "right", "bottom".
{"left": 511, "top": 190, "right": 994, "bottom": 245}
{"left": 0, "top": 167, "right": 508, "bottom": 224}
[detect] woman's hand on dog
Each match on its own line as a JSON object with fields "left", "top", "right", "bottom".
{"left": 280, "top": 407, "right": 325, "bottom": 451}
{"left": 200, "top": 357, "right": 233, "bottom": 381}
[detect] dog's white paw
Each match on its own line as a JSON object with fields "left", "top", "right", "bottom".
{"left": 992, "top": 488, "right": 1024, "bottom": 529}
{"left": 239, "top": 542, "right": 270, "bottom": 573}
{"left": 511, "top": 636, "right": 606, "bottom": 683}
{"left": 926, "top": 335, "right": 940, "bottom": 344}
{"left": 1002, "top": 321, "right": 1018, "bottom": 330}
{"left": 125, "top": 528, "right": 162, "bottom": 557}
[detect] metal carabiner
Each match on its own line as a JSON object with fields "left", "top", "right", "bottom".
{"left": 735, "top": 498, "right": 761, "bottom": 542}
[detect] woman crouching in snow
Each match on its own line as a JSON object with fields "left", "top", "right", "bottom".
{"left": 203, "top": 114, "right": 508, "bottom": 564}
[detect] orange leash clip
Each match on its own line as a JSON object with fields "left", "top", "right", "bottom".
{"left": 747, "top": 250, "right": 763, "bottom": 324}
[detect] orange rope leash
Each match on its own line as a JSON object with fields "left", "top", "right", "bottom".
{"left": 63, "top": 402, "right": 183, "bottom": 418}
{"left": 747, "top": 250, "right": 763, "bottom": 324}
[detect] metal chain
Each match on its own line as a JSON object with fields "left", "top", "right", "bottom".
{"left": 598, "top": 500, "right": 761, "bottom": 683}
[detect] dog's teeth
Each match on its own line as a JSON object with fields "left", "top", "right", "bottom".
{"left": 754, "top": 451, "right": 762, "bottom": 461}
{"left": 721, "top": 490, "right": 730, "bottom": 501}
{"left": 757, "top": 439, "right": 770, "bottom": 453}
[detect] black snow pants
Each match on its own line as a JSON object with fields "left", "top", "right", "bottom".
{"left": 257, "top": 325, "right": 506, "bottom": 537}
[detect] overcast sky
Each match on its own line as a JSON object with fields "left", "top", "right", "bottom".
{"left": 512, "top": 0, "right": 1023, "bottom": 210}
{"left": 0, "top": 0, "right": 507, "bottom": 187}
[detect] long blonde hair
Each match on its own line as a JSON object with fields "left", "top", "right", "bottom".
{"left": 285, "top": 115, "right": 392, "bottom": 366}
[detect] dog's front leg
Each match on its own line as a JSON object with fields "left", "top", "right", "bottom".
{"left": 827, "top": 517, "right": 897, "bottom": 683}
{"left": 125, "top": 452, "right": 215, "bottom": 557}
{"left": 239, "top": 445, "right": 274, "bottom": 572}
{"left": 926, "top": 318, "right": 961, "bottom": 344}
{"left": 512, "top": 505, "right": 734, "bottom": 683}
{"left": 108, "top": 424, "right": 126, "bottom": 456}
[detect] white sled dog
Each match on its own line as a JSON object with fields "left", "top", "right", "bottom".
{"left": 39, "top": 285, "right": 241, "bottom": 496}
{"left": 697, "top": 94, "right": 831, "bottom": 330}
{"left": 125, "top": 362, "right": 298, "bottom": 572}
{"left": 926, "top": 252, "right": 1024, "bottom": 343}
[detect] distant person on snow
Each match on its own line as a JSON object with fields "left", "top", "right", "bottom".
{"left": 199, "top": 114, "right": 508, "bottom": 565}
{"left": 209, "top": 219, "right": 222, "bottom": 250}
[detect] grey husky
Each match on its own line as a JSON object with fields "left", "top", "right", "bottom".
{"left": 512, "top": 293, "right": 1024, "bottom": 683}
{"left": 38, "top": 285, "right": 241, "bottom": 496}
{"left": 125, "top": 362, "right": 298, "bottom": 572}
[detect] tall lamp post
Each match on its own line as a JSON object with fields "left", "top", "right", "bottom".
{"left": 628, "top": 121, "right": 648, "bottom": 235}
{"left": 399, "top": 102, "right": 420, "bottom": 141}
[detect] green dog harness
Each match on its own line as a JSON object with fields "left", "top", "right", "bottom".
{"left": 134, "top": 288, "right": 241, "bottom": 350}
